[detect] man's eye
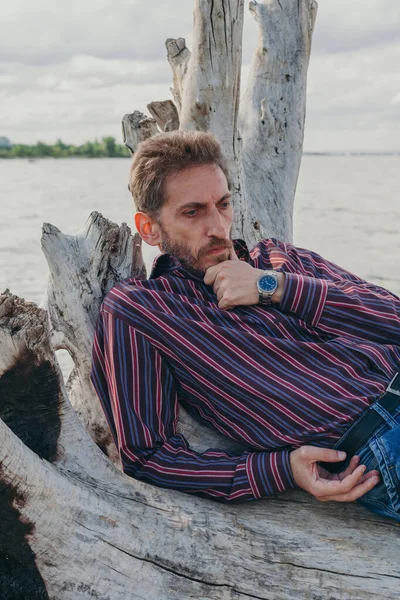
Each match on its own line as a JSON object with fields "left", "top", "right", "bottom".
{"left": 220, "top": 201, "right": 231, "bottom": 209}
{"left": 184, "top": 210, "right": 197, "bottom": 217}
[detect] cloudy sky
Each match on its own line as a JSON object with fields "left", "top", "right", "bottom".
{"left": 1, "top": 0, "right": 399, "bottom": 152}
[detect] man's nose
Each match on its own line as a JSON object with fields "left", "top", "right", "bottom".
{"left": 205, "top": 210, "right": 228, "bottom": 238}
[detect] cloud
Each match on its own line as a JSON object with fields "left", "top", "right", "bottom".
{"left": 304, "top": 39, "right": 400, "bottom": 150}
{"left": 310, "top": 0, "right": 400, "bottom": 54}
{"left": 2, "top": 0, "right": 399, "bottom": 66}
{"left": 0, "top": 53, "right": 174, "bottom": 144}
{"left": 0, "top": 79, "right": 172, "bottom": 143}
{"left": 0, "top": 0, "right": 399, "bottom": 150}
{"left": 0, "top": 56, "right": 172, "bottom": 97}
{"left": 0, "top": 0, "right": 194, "bottom": 65}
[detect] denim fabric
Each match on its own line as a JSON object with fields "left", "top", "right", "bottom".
{"left": 355, "top": 401, "right": 400, "bottom": 521}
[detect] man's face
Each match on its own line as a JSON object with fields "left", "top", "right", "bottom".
{"left": 156, "top": 164, "right": 233, "bottom": 274}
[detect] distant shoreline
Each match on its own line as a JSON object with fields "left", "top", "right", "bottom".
{"left": 0, "top": 137, "right": 130, "bottom": 159}
{"left": 0, "top": 139, "right": 399, "bottom": 160}
{"left": 303, "top": 152, "right": 400, "bottom": 157}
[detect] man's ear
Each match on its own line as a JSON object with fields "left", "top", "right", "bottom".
{"left": 134, "top": 212, "right": 162, "bottom": 247}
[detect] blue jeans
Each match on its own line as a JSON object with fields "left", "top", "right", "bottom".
{"left": 352, "top": 400, "right": 400, "bottom": 521}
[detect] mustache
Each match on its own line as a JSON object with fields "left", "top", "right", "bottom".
{"left": 198, "top": 239, "right": 232, "bottom": 258}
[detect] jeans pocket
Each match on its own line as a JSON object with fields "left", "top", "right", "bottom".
{"left": 368, "top": 426, "right": 400, "bottom": 514}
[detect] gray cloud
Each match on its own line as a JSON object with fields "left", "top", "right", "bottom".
{"left": 0, "top": 0, "right": 399, "bottom": 151}
{"left": 0, "top": 57, "right": 172, "bottom": 98}
{"left": 2, "top": 0, "right": 399, "bottom": 68}
{"left": 0, "top": 0, "right": 193, "bottom": 66}
{"left": 310, "top": 0, "right": 400, "bottom": 54}
{"left": 304, "top": 37, "right": 400, "bottom": 151}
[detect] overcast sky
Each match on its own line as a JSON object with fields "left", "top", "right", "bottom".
{"left": 1, "top": 0, "right": 399, "bottom": 152}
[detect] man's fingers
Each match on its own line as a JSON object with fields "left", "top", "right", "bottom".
{"left": 204, "top": 265, "right": 220, "bottom": 286}
{"left": 330, "top": 463, "right": 368, "bottom": 493}
{"left": 313, "top": 464, "right": 367, "bottom": 497}
{"left": 213, "top": 280, "right": 222, "bottom": 297}
{"left": 315, "top": 464, "right": 380, "bottom": 499}
{"left": 337, "top": 455, "right": 360, "bottom": 480}
{"left": 214, "top": 282, "right": 228, "bottom": 303}
{"left": 229, "top": 244, "right": 239, "bottom": 261}
{"left": 218, "top": 299, "right": 234, "bottom": 310}
{"left": 358, "top": 470, "right": 380, "bottom": 484}
{"left": 322, "top": 474, "right": 380, "bottom": 503}
{"left": 336, "top": 464, "right": 381, "bottom": 494}
{"left": 291, "top": 445, "right": 381, "bottom": 504}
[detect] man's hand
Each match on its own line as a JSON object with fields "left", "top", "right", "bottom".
{"left": 204, "top": 246, "right": 285, "bottom": 310}
{"left": 290, "top": 446, "right": 380, "bottom": 502}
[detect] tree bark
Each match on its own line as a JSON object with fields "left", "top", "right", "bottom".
{"left": 39, "top": 213, "right": 145, "bottom": 462}
{"left": 147, "top": 100, "right": 180, "bottom": 132}
{"left": 166, "top": 37, "right": 192, "bottom": 114}
{"left": 240, "top": 0, "right": 318, "bottom": 245}
{"left": 122, "top": 111, "right": 158, "bottom": 154}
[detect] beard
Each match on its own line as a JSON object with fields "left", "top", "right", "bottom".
{"left": 158, "top": 224, "right": 232, "bottom": 276}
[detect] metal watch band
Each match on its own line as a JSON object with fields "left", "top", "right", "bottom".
{"left": 257, "top": 270, "right": 278, "bottom": 304}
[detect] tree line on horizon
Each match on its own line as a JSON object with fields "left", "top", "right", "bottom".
{"left": 0, "top": 137, "right": 131, "bottom": 158}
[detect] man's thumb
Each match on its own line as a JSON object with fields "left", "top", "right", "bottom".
{"left": 229, "top": 244, "right": 239, "bottom": 261}
{"left": 297, "top": 446, "right": 347, "bottom": 463}
{"left": 316, "top": 448, "right": 347, "bottom": 463}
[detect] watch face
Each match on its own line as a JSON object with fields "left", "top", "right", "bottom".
{"left": 258, "top": 274, "right": 277, "bottom": 293}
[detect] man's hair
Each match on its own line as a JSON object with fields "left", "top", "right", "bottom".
{"left": 128, "top": 130, "right": 231, "bottom": 219}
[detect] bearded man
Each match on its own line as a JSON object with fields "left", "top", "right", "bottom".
{"left": 90, "top": 131, "right": 400, "bottom": 521}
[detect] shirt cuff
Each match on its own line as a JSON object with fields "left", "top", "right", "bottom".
{"left": 279, "top": 273, "right": 329, "bottom": 328}
{"left": 247, "top": 450, "right": 296, "bottom": 498}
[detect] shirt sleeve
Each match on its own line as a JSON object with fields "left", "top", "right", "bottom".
{"left": 90, "top": 308, "right": 296, "bottom": 502}
{"left": 269, "top": 239, "right": 400, "bottom": 346}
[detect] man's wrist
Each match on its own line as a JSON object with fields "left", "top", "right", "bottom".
{"left": 271, "top": 272, "right": 286, "bottom": 304}
{"left": 255, "top": 270, "right": 286, "bottom": 305}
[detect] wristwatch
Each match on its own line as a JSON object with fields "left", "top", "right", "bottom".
{"left": 256, "top": 270, "right": 278, "bottom": 305}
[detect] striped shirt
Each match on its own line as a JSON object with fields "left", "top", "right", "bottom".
{"left": 90, "top": 238, "right": 400, "bottom": 502}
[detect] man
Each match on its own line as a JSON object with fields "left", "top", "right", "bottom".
{"left": 90, "top": 131, "right": 400, "bottom": 520}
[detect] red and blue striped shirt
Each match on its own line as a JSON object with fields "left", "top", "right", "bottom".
{"left": 90, "top": 238, "right": 400, "bottom": 502}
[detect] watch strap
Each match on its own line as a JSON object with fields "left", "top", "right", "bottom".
{"left": 257, "top": 270, "right": 278, "bottom": 304}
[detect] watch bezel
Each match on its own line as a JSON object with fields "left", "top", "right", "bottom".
{"left": 256, "top": 270, "right": 278, "bottom": 304}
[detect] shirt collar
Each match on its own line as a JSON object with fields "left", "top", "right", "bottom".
{"left": 149, "top": 239, "right": 251, "bottom": 282}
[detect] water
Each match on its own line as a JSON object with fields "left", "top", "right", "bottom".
{"left": 1, "top": 156, "right": 399, "bottom": 376}
{"left": 295, "top": 156, "right": 400, "bottom": 296}
{"left": 0, "top": 158, "right": 139, "bottom": 305}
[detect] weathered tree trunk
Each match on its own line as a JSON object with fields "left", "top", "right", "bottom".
{"left": 1, "top": 215, "right": 400, "bottom": 600}
{"left": 2, "top": 2, "right": 398, "bottom": 600}
{"left": 163, "top": 0, "right": 317, "bottom": 246}
{"left": 38, "top": 213, "right": 144, "bottom": 464}
{"left": 240, "top": 0, "right": 318, "bottom": 244}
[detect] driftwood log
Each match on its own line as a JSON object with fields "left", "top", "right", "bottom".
{"left": 2, "top": 1, "right": 400, "bottom": 599}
